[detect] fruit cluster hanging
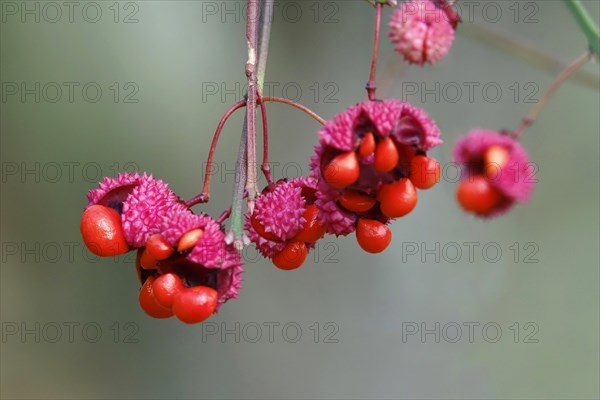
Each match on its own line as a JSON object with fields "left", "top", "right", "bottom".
{"left": 79, "top": 0, "right": 596, "bottom": 324}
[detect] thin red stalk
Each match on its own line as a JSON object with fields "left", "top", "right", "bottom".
{"left": 185, "top": 100, "right": 246, "bottom": 207}
{"left": 366, "top": 3, "right": 383, "bottom": 101}
{"left": 186, "top": 96, "right": 324, "bottom": 207}
{"left": 513, "top": 51, "right": 592, "bottom": 138}
{"left": 263, "top": 96, "right": 326, "bottom": 125}
{"left": 216, "top": 207, "right": 232, "bottom": 224}
{"left": 256, "top": 89, "right": 273, "bottom": 187}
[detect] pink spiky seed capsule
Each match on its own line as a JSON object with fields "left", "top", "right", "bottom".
{"left": 388, "top": 0, "right": 457, "bottom": 66}
{"left": 310, "top": 99, "right": 442, "bottom": 238}
{"left": 452, "top": 129, "right": 535, "bottom": 217}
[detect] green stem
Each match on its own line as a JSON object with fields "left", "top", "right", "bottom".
{"left": 257, "top": 0, "right": 274, "bottom": 91}
{"left": 245, "top": 0, "right": 259, "bottom": 206}
{"left": 564, "top": 0, "right": 600, "bottom": 58}
{"left": 229, "top": 119, "right": 248, "bottom": 249}
{"left": 229, "top": 0, "right": 274, "bottom": 248}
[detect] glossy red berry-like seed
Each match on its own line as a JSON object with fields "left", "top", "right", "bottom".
{"left": 355, "top": 219, "right": 392, "bottom": 254}
{"left": 250, "top": 214, "right": 281, "bottom": 241}
{"left": 457, "top": 175, "right": 503, "bottom": 214}
{"left": 377, "top": 179, "right": 418, "bottom": 218}
{"left": 172, "top": 286, "right": 218, "bottom": 324}
{"left": 484, "top": 145, "right": 510, "bottom": 169}
{"left": 272, "top": 241, "right": 308, "bottom": 270}
{"left": 80, "top": 205, "right": 129, "bottom": 257}
{"left": 294, "top": 204, "right": 326, "bottom": 243}
{"left": 146, "top": 233, "right": 173, "bottom": 261}
{"left": 139, "top": 276, "right": 173, "bottom": 319}
{"left": 323, "top": 151, "right": 360, "bottom": 189}
{"left": 177, "top": 228, "right": 204, "bottom": 252}
{"left": 153, "top": 273, "right": 185, "bottom": 308}
{"left": 338, "top": 189, "right": 376, "bottom": 213}
{"left": 410, "top": 155, "right": 441, "bottom": 190}
{"left": 359, "top": 132, "right": 376, "bottom": 157}
{"left": 484, "top": 145, "right": 511, "bottom": 180}
{"left": 373, "top": 137, "right": 399, "bottom": 172}
{"left": 140, "top": 249, "right": 158, "bottom": 270}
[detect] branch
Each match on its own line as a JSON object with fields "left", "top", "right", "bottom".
{"left": 229, "top": 0, "right": 274, "bottom": 248}
{"left": 186, "top": 100, "right": 246, "bottom": 207}
{"left": 257, "top": 0, "right": 274, "bottom": 91}
{"left": 245, "top": 0, "right": 259, "bottom": 209}
{"left": 228, "top": 118, "right": 248, "bottom": 249}
{"left": 366, "top": 3, "right": 383, "bottom": 101}
{"left": 263, "top": 96, "right": 326, "bottom": 125}
{"left": 459, "top": 23, "right": 599, "bottom": 89}
{"left": 513, "top": 51, "right": 593, "bottom": 137}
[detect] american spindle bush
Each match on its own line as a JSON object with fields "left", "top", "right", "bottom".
{"left": 79, "top": 0, "right": 599, "bottom": 324}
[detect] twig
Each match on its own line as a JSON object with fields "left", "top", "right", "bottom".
{"left": 216, "top": 208, "right": 232, "bottom": 225}
{"left": 366, "top": 3, "right": 383, "bottom": 101}
{"left": 459, "top": 23, "right": 599, "bottom": 89}
{"left": 256, "top": 89, "right": 273, "bottom": 187}
{"left": 228, "top": 119, "right": 248, "bottom": 249}
{"left": 513, "top": 51, "right": 593, "bottom": 137}
{"left": 245, "top": 0, "right": 260, "bottom": 209}
{"left": 229, "top": 0, "right": 274, "bottom": 248}
{"left": 185, "top": 100, "right": 246, "bottom": 207}
{"left": 257, "top": 0, "right": 274, "bottom": 90}
{"left": 263, "top": 96, "right": 326, "bottom": 125}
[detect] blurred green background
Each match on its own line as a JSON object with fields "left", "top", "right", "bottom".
{"left": 1, "top": 1, "right": 599, "bottom": 398}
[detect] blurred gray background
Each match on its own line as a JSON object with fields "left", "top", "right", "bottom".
{"left": 1, "top": 1, "right": 599, "bottom": 398}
